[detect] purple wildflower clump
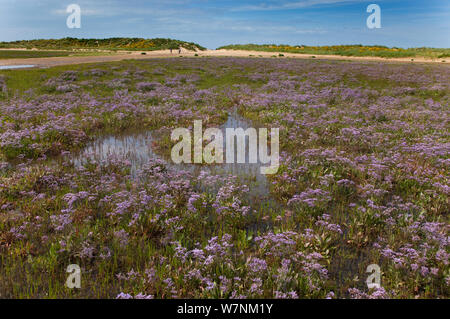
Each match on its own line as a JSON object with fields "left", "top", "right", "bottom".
{"left": 247, "top": 257, "right": 268, "bottom": 274}
{"left": 287, "top": 188, "right": 331, "bottom": 208}
{"left": 50, "top": 213, "right": 72, "bottom": 232}
{"left": 348, "top": 287, "right": 389, "bottom": 299}
{"left": 116, "top": 292, "right": 153, "bottom": 299}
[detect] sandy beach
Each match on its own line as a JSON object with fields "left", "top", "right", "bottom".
{"left": 0, "top": 48, "right": 448, "bottom": 68}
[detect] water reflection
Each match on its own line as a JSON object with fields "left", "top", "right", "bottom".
{"left": 71, "top": 111, "right": 277, "bottom": 208}
{"left": 72, "top": 131, "right": 155, "bottom": 176}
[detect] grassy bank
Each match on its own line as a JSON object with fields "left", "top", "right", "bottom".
{"left": 218, "top": 44, "right": 450, "bottom": 59}
{"left": 0, "top": 37, "right": 206, "bottom": 52}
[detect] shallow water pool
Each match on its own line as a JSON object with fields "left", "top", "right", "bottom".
{"left": 70, "top": 111, "right": 280, "bottom": 212}
{"left": 0, "top": 65, "right": 35, "bottom": 70}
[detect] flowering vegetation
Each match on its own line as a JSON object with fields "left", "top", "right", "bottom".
{"left": 0, "top": 57, "right": 448, "bottom": 298}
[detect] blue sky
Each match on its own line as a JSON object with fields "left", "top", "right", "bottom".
{"left": 0, "top": 0, "right": 449, "bottom": 49}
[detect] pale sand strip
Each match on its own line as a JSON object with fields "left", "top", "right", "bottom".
{"left": 0, "top": 49, "right": 448, "bottom": 68}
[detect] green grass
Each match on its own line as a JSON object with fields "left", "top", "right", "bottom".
{"left": 0, "top": 49, "right": 128, "bottom": 61}
{"left": 0, "top": 50, "right": 73, "bottom": 59}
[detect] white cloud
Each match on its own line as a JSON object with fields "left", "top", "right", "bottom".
{"left": 231, "top": 0, "right": 367, "bottom": 12}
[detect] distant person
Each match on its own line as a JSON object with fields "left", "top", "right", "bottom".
{"left": 178, "top": 47, "right": 181, "bottom": 54}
